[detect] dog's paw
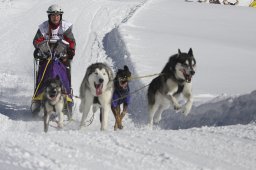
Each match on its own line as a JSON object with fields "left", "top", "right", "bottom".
{"left": 153, "top": 115, "right": 161, "bottom": 124}
{"left": 147, "top": 123, "right": 153, "bottom": 130}
{"left": 173, "top": 103, "right": 181, "bottom": 110}
{"left": 114, "top": 126, "right": 118, "bottom": 131}
{"left": 153, "top": 119, "right": 160, "bottom": 125}
{"left": 100, "top": 125, "right": 107, "bottom": 131}
{"left": 118, "top": 124, "right": 123, "bottom": 130}
{"left": 79, "top": 122, "right": 85, "bottom": 130}
{"left": 181, "top": 105, "right": 192, "bottom": 116}
{"left": 58, "top": 122, "right": 64, "bottom": 128}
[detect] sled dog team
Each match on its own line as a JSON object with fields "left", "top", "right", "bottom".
{"left": 31, "top": 5, "right": 197, "bottom": 132}
{"left": 79, "top": 48, "right": 196, "bottom": 131}
{"left": 41, "top": 48, "right": 196, "bottom": 132}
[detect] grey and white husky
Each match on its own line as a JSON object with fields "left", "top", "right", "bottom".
{"left": 147, "top": 48, "right": 196, "bottom": 126}
{"left": 42, "top": 77, "right": 65, "bottom": 132}
{"left": 79, "top": 63, "right": 114, "bottom": 130}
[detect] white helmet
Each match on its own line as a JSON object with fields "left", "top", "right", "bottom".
{"left": 47, "top": 4, "right": 64, "bottom": 14}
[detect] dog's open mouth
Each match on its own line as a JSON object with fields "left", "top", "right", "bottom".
{"left": 94, "top": 82, "right": 103, "bottom": 96}
{"left": 183, "top": 73, "right": 192, "bottom": 83}
{"left": 119, "top": 80, "right": 128, "bottom": 89}
{"left": 181, "top": 70, "right": 193, "bottom": 83}
{"left": 50, "top": 94, "right": 56, "bottom": 98}
{"left": 48, "top": 93, "right": 57, "bottom": 100}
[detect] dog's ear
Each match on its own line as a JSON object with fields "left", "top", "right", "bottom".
{"left": 125, "top": 65, "right": 132, "bottom": 77}
{"left": 188, "top": 48, "right": 193, "bottom": 57}
{"left": 117, "top": 69, "right": 122, "bottom": 75}
{"left": 178, "top": 49, "right": 182, "bottom": 56}
{"left": 55, "top": 75, "right": 62, "bottom": 85}
{"left": 124, "top": 65, "right": 129, "bottom": 71}
{"left": 61, "top": 84, "right": 66, "bottom": 93}
{"left": 44, "top": 79, "right": 51, "bottom": 88}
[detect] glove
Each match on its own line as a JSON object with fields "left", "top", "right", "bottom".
{"left": 33, "top": 48, "right": 42, "bottom": 59}
{"left": 34, "top": 48, "right": 50, "bottom": 59}
{"left": 67, "top": 48, "right": 75, "bottom": 60}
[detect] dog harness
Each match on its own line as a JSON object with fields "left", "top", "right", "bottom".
{"left": 111, "top": 86, "right": 130, "bottom": 108}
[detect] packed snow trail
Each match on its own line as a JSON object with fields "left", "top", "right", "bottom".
{"left": 1, "top": 113, "right": 255, "bottom": 170}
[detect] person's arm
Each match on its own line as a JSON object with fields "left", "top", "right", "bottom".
{"left": 64, "top": 26, "right": 76, "bottom": 60}
{"left": 33, "top": 29, "right": 46, "bottom": 59}
{"left": 33, "top": 29, "right": 45, "bottom": 48}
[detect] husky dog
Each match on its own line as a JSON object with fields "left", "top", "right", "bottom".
{"left": 79, "top": 63, "right": 114, "bottom": 130}
{"left": 147, "top": 48, "right": 196, "bottom": 126}
{"left": 111, "top": 65, "right": 131, "bottom": 130}
{"left": 42, "top": 77, "right": 65, "bottom": 132}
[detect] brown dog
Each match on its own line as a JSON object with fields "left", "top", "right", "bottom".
{"left": 111, "top": 65, "right": 131, "bottom": 130}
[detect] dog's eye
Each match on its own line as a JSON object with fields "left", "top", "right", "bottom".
{"left": 95, "top": 72, "right": 98, "bottom": 75}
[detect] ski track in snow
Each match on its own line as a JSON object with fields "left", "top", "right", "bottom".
{"left": 0, "top": 0, "right": 256, "bottom": 170}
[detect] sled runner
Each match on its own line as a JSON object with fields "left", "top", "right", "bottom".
{"left": 31, "top": 39, "right": 73, "bottom": 120}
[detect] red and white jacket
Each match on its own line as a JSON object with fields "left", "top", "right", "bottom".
{"left": 33, "top": 20, "right": 76, "bottom": 59}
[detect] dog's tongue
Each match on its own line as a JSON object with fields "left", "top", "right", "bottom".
{"left": 95, "top": 83, "right": 103, "bottom": 96}
{"left": 120, "top": 81, "right": 128, "bottom": 89}
{"left": 50, "top": 95, "right": 56, "bottom": 98}
{"left": 182, "top": 70, "right": 192, "bottom": 83}
{"left": 187, "top": 75, "right": 191, "bottom": 82}
{"left": 49, "top": 94, "right": 57, "bottom": 100}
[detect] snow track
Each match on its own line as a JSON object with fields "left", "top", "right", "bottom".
{"left": 0, "top": 113, "right": 255, "bottom": 170}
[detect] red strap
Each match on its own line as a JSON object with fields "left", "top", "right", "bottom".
{"left": 64, "top": 35, "right": 75, "bottom": 50}
{"left": 35, "top": 37, "right": 45, "bottom": 46}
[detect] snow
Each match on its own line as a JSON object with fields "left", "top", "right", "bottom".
{"left": 0, "top": 0, "right": 255, "bottom": 170}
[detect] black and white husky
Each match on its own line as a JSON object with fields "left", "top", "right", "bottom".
{"left": 42, "top": 77, "right": 65, "bottom": 132}
{"left": 79, "top": 63, "right": 114, "bottom": 130}
{"left": 147, "top": 48, "right": 196, "bottom": 126}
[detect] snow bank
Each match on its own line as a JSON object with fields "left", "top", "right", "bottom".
{"left": 159, "top": 90, "right": 256, "bottom": 129}
{"left": 103, "top": 14, "right": 256, "bottom": 130}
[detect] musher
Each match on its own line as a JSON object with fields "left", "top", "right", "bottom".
{"left": 31, "top": 4, "right": 76, "bottom": 116}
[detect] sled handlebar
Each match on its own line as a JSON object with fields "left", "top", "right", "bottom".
{"left": 37, "top": 39, "right": 70, "bottom": 60}
{"left": 48, "top": 39, "right": 69, "bottom": 46}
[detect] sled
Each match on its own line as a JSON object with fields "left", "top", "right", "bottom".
{"left": 31, "top": 39, "right": 73, "bottom": 120}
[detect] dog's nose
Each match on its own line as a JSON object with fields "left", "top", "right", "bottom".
{"left": 99, "top": 78, "right": 104, "bottom": 83}
{"left": 51, "top": 89, "right": 57, "bottom": 93}
{"left": 190, "top": 70, "right": 195, "bottom": 75}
